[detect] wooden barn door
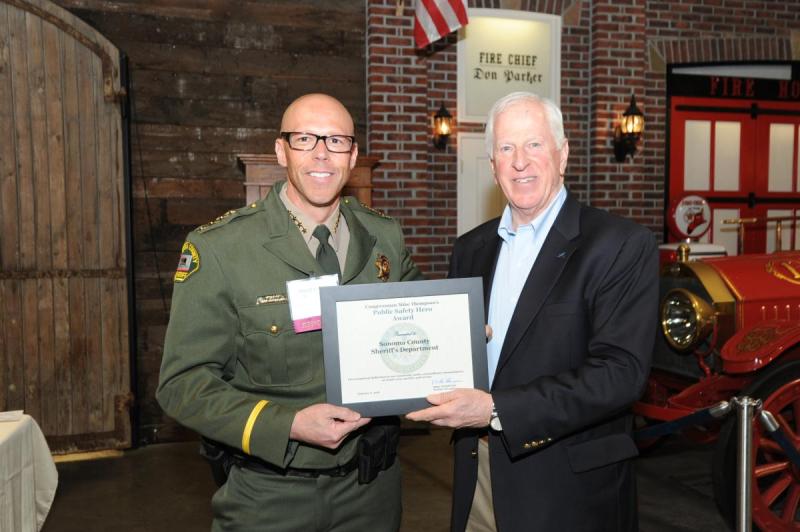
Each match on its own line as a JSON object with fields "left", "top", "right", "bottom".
{"left": 0, "top": 0, "right": 131, "bottom": 452}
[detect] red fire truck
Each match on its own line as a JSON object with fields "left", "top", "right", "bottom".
{"left": 635, "top": 224, "right": 800, "bottom": 529}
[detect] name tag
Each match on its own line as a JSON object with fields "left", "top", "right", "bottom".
{"left": 256, "top": 294, "right": 288, "bottom": 305}
{"left": 286, "top": 274, "right": 339, "bottom": 333}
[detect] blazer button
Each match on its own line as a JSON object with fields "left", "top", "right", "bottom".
{"left": 523, "top": 443, "right": 531, "bottom": 449}
{"left": 269, "top": 324, "right": 280, "bottom": 334}
{"left": 471, "top": 449, "right": 478, "bottom": 458}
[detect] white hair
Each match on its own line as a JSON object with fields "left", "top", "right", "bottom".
{"left": 484, "top": 92, "right": 566, "bottom": 157}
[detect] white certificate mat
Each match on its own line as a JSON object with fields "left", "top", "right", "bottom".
{"left": 320, "top": 278, "right": 488, "bottom": 416}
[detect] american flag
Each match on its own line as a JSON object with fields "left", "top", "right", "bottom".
{"left": 414, "top": 0, "right": 469, "bottom": 49}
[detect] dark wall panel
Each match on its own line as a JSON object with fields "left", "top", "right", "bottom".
{"left": 56, "top": 0, "right": 367, "bottom": 443}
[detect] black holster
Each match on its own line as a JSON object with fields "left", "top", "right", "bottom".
{"left": 357, "top": 417, "right": 400, "bottom": 485}
{"left": 199, "top": 437, "right": 237, "bottom": 487}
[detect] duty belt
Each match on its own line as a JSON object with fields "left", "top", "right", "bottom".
{"left": 200, "top": 418, "right": 400, "bottom": 486}
{"left": 237, "top": 453, "right": 359, "bottom": 478}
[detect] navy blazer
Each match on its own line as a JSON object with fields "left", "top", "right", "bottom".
{"left": 449, "top": 192, "right": 658, "bottom": 532}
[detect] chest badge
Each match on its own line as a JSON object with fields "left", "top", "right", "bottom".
{"left": 375, "top": 254, "right": 390, "bottom": 282}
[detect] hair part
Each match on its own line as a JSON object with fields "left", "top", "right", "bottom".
{"left": 483, "top": 92, "right": 566, "bottom": 157}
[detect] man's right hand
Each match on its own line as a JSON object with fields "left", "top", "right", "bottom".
{"left": 289, "top": 403, "right": 371, "bottom": 449}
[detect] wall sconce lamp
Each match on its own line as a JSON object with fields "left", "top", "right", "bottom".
{"left": 432, "top": 103, "right": 453, "bottom": 150}
{"left": 613, "top": 94, "right": 645, "bottom": 162}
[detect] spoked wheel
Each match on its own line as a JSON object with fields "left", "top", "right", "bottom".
{"left": 713, "top": 361, "right": 800, "bottom": 530}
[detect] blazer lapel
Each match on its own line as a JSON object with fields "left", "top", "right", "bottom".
{"left": 494, "top": 194, "right": 582, "bottom": 378}
{"left": 339, "top": 200, "right": 377, "bottom": 284}
{"left": 472, "top": 230, "right": 502, "bottom": 316}
{"left": 259, "top": 183, "right": 320, "bottom": 276}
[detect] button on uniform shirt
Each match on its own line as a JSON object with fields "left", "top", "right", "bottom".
{"left": 487, "top": 185, "right": 567, "bottom": 385}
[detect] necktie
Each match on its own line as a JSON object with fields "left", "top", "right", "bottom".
{"left": 313, "top": 224, "right": 341, "bottom": 277}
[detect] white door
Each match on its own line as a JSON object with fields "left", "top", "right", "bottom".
{"left": 457, "top": 133, "right": 505, "bottom": 236}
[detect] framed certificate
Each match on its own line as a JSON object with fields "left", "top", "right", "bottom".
{"left": 320, "top": 278, "right": 488, "bottom": 417}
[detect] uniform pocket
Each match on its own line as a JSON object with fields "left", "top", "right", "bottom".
{"left": 238, "top": 304, "right": 312, "bottom": 386}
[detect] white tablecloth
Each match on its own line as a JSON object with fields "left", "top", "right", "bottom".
{"left": 0, "top": 414, "right": 58, "bottom": 532}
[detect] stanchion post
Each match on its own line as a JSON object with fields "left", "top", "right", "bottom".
{"left": 731, "top": 396, "right": 761, "bottom": 532}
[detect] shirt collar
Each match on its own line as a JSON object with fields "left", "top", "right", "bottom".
{"left": 497, "top": 185, "right": 567, "bottom": 242}
{"left": 279, "top": 186, "right": 342, "bottom": 249}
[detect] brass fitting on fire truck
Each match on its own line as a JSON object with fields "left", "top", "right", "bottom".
{"left": 677, "top": 242, "right": 690, "bottom": 263}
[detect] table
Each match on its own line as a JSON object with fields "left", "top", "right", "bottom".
{"left": 0, "top": 414, "right": 58, "bottom": 531}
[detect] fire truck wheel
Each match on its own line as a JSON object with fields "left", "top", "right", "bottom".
{"left": 712, "top": 359, "right": 800, "bottom": 530}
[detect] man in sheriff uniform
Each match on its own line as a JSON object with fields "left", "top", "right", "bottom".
{"left": 157, "top": 93, "right": 422, "bottom": 531}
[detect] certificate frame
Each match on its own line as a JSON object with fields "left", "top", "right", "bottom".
{"left": 320, "top": 278, "right": 488, "bottom": 417}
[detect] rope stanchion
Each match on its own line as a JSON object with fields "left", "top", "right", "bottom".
{"left": 634, "top": 401, "right": 731, "bottom": 441}
{"left": 732, "top": 397, "right": 761, "bottom": 532}
{"left": 635, "top": 397, "right": 800, "bottom": 531}
{"left": 759, "top": 410, "right": 800, "bottom": 470}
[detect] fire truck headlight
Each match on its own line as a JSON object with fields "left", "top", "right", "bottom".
{"left": 661, "top": 288, "right": 714, "bottom": 352}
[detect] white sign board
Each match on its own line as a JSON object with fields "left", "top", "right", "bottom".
{"left": 457, "top": 9, "right": 561, "bottom": 123}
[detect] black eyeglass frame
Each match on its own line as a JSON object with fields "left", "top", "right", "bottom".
{"left": 280, "top": 131, "right": 356, "bottom": 153}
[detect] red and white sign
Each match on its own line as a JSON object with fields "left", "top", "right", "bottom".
{"left": 669, "top": 194, "right": 712, "bottom": 240}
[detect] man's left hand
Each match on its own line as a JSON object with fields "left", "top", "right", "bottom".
{"left": 406, "top": 389, "right": 493, "bottom": 429}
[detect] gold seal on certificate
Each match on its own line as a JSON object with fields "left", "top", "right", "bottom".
{"left": 378, "top": 323, "right": 432, "bottom": 374}
{"left": 320, "top": 278, "right": 489, "bottom": 416}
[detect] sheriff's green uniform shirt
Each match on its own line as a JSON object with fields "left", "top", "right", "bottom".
{"left": 157, "top": 181, "right": 423, "bottom": 469}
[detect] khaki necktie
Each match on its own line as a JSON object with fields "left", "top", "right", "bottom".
{"left": 313, "top": 224, "right": 341, "bottom": 277}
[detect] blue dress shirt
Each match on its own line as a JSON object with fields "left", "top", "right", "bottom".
{"left": 486, "top": 186, "right": 567, "bottom": 386}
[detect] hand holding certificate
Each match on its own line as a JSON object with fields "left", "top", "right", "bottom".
{"left": 320, "top": 278, "right": 489, "bottom": 417}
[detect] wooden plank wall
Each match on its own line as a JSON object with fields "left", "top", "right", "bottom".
{"left": 0, "top": 0, "right": 129, "bottom": 450}
{"left": 53, "top": 0, "right": 368, "bottom": 442}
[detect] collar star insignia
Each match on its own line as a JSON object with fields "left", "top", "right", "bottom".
{"left": 375, "top": 254, "right": 390, "bottom": 282}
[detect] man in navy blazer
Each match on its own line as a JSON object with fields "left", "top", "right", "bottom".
{"left": 407, "top": 92, "right": 658, "bottom": 531}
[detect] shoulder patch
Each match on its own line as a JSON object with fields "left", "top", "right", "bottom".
{"left": 174, "top": 241, "right": 200, "bottom": 283}
{"left": 196, "top": 203, "right": 260, "bottom": 233}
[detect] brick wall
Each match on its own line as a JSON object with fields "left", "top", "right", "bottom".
{"left": 367, "top": 0, "right": 800, "bottom": 277}
{"left": 366, "top": 0, "right": 631, "bottom": 279}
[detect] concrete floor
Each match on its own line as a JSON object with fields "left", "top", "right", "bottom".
{"left": 41, "top": 428, "right": 730, "bottom": 532}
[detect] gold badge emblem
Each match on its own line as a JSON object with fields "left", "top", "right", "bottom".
{"left": 375, "top": 254, "right": 390, "bottom": 282}
{"left": 737, "top": 326, "right": 779, "bottom": 353}
{"left": 767, "top": 259, "right": 800, "bottom": 285}
{"left": 174, "top": 241, "right": 200, "bottom": 283}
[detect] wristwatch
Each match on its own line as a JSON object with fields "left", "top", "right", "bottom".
{"left": 489, "top": 403, "right": 503, "bottom": 431}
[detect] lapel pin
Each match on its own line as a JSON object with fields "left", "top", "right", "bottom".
{"left": 556, "top": 251, "right": 567, "bottom": 259}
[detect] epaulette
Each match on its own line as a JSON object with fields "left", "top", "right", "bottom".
{"left": 344, "top": 197, "right": 391, "bottom": 219}
{"left": 196, "top": 202, "right": 260, "bottom": 233}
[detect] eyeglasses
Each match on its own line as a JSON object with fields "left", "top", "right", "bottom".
{"left": 280, "top": 131, "right": 356, "bottom": 153}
